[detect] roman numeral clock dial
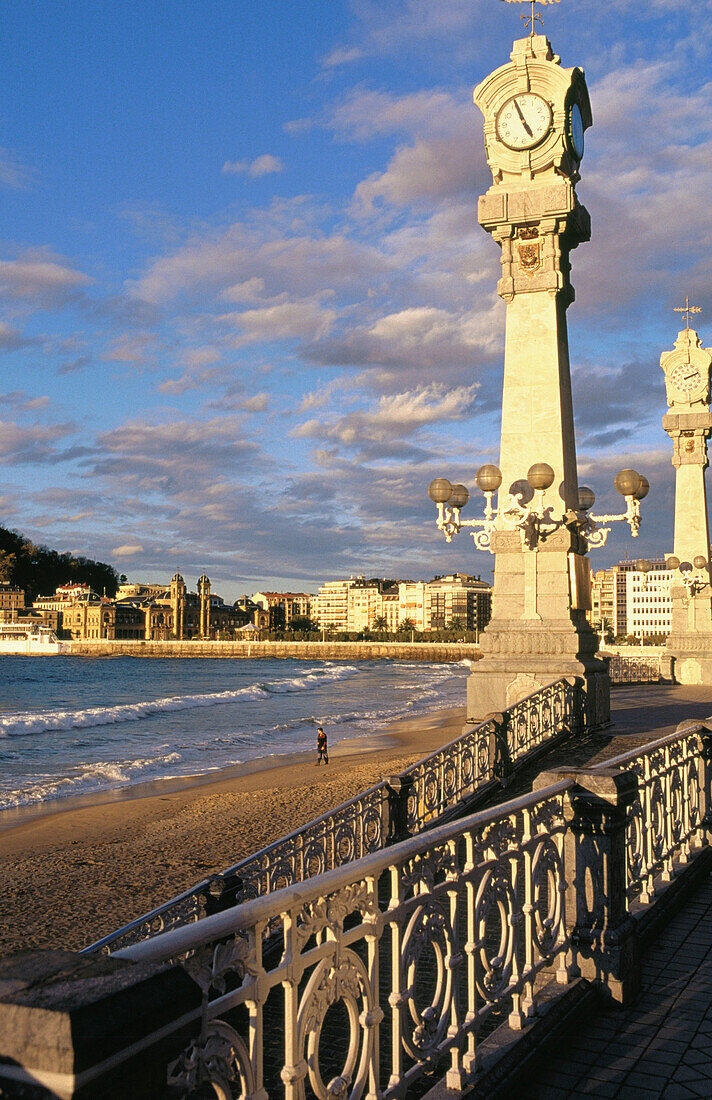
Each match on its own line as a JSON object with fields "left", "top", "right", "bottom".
{"left": 495, "top": 92, "right": 552, "bottom": 150}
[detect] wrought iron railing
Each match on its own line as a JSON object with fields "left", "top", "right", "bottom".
{"left": 608, "top": 653, "right": 661, "bottom": 684}
{"left": 507, "top": 676, "right": 580, "bottom": 762}
{"left": 603, "top": 722, "right": 709, "bottom": 903}
{"left": 105, "top": 714, "right": 712, "bottom": 1098}
{"left": 86, "top": 678, "right": 580, "bottom": 955}
{"left": 116, "top": 781, "right": 574, "bottom": 1099}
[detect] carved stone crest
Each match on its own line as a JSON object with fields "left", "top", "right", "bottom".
{"left": 515, "top": 227, "right": 542, "bottom": 275}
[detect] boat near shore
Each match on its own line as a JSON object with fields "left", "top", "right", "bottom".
{"left": 0, "top": 623, "right": 70, "bottom": 655}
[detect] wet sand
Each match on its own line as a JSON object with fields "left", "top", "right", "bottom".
{"left": 0, "top": 705, "right": 466, "bottom": 956}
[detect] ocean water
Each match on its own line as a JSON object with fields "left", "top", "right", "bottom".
{"left": 0, "top": 657, "right": 469, "bottom": 811}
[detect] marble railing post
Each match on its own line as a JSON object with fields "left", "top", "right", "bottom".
{"left": 386, "top": 774, "right": 415, "bottom": 843}
{"left": 0, "top": 950, "right": 201, "bottom": 1099}
{"left": 535, "top": 766, "right": 641, "bottom": 1004}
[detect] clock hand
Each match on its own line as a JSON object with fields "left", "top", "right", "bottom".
{"left": 514, "top": 99, "right": 533, "bottom": 137}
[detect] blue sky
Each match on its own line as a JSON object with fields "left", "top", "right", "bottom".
{"left": 1, "top": 0, "right": 710, "bottom": 598}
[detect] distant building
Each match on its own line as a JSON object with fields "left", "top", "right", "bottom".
{"left": 62, "top": 598, "right": 116, "bottom": 640}
{"left": 253, "top": 591, "right": 315, "bottom": 630}
{"left": 0, "top": 583, "right": 25, "bottom": 621}
{"left": 428, "top": 573, "right": 492, "bottom": 633}
{"left": 316, "top": 573, "right": 492, "bottom": 633}
{"left": 34, "top": 583, "right": 97, "bottom": 612}
{"left": 589, "top": 558, "right": 672, "bottom": 640}
{"left": 347, "top": 580, "right": 398, "bottom": 632}
{"left": 316, "top": 579, "right": 360, "bottom": 632}
{"left": 626, "top": 566, "right": 674, "bottom": 639}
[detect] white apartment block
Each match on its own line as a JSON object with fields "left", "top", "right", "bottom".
{"left": 397, "top": 582, "right": 430, "bottom": 631}
{"left": 316, "top": 578, "right": 359, "bottom": 631}
{"left": 347, "top": 583, "right": 387, "bottom": 632}
{"left": 589, "top": 558, "right": 672, "bottom": 640}
{"left": 317, "top": 574, "right": 492, "bottom": 633}
{"left": 625, "top": 568, "right": 674, "bottom": 638}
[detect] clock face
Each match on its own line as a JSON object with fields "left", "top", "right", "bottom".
{"left": 496, "top": 93, "right": 552, "bottom": 151}
{"left": 569, "top": 103, "right": 584, "bottom": 159}
{"left": 669, "top": 361, "right": 705, "bottom": 396}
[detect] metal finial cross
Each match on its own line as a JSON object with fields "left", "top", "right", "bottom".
{"left": 500, "top": 0, "right": 561, "bottom": 37}
{"left": 673, "top": 295, "right": 702, "bottom": 332}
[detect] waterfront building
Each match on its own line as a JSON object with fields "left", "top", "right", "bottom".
{"left": 0, "top": 582, "right": 25, "bottom": 621}
{"left": 316, "top": 574, "right": 492, "bottom": 633}
{"left": 170, "top": 572, "right": 186, "bottom": 640}
{"left": 625, "top": 567, "right": 674, "bottom": 640}
{"left": 396, "top": 581, "right": 430, "bottom": 632}
{"left": 34, "top": 582, "right": 97, "bottom": 612}
{"left": 347, "top": 580, "right": 398, "bottom": 632}
{"left": 428, "top": 574, "right": 492, "bottom": 635}
{"left": 116, "top": 582, "right": 169, "bottom": 600}
{"left": 197, "top": 573, "right": 211, "bottom": 638}
{"left": 62, "top": 597, "right": 116, "bottom": 640}
{"left": 316, "top": 578, "right": 359, "bottom": 632}
{"left": 253, "top": 591, "right": 315, "bottom": 629}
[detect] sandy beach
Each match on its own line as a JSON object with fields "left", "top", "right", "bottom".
{"left": 0, "top": 705, "right": 466, "bottom": 956}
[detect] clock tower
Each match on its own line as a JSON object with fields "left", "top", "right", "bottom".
{"left": 465, "top": 30, "right": 609, "bottom": 719}
{"left": 661, "top": 315, "right": 712, "bottom": 683}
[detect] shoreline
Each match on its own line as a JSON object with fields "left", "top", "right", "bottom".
{"left": 0, "top": 701, "right": 461, "bottom": 833}
{"left": 0, "top": 703, "right": 466, "bottom": 955}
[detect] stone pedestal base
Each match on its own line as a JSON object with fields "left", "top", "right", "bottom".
{"left": 666, "top": 589, "right": 712, "bottom": 685}
{"left": 467, "top": 655, "right": 609, "bottom": 728}
{"left": 467, "top": 613, "right": 609, "bottom": 727}
{"left": 666, "top": 638, "right": 712, "bottom": 685}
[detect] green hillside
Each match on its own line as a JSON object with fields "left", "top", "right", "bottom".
{"left": 0, "top": 526, "right": 119, "bottom": 602}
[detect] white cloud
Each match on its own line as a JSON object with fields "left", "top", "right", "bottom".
{"left": 293, "top": 383, "right": 478, "bottom": 459}
{"left": 222, "top": 154, "right": 284, "bottom": 177}
{"left": 322, "top": 45, "right": 363, "bottom": 67}
{"left": 241, "top": 393, "right": 269, "bottom": 412}
{"left": 220, "top": 299, "right": 337, "bottom": 343}
{"left": 0, "top": 147, "right": 33, "bottom": 190}
{"left": 0, "top": 253, "right": 91, "bottom": 303}
{"left": 112, "top": 543, "right": 144, "bottom": 556}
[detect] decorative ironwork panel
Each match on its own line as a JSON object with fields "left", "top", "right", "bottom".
{"left": 115, "top": 782, "right": 573, "bottom": 1100}
{"left": 608, "top": 654, "right": 661, "bottom": 684}
{"left": 605, "top": 726, "right": 706, "bottom": 902}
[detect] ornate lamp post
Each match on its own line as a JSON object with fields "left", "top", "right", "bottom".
{"left": 429, "top": 464, "right": 648, "bottom": 552}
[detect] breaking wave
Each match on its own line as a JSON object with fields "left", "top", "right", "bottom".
{"left": 0, "top": 663, "right": 360, "bottom": 737}
{"left": 0, "top": 751, "right": 184, "bottom": 809}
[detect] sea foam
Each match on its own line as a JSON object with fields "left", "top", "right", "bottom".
{"left": 0, "top": 662, "right": 360, "bottom": 737}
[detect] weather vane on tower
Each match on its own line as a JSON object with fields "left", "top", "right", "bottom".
{"left": 500, "top": 0, "right": 561, "bottom": 36}
{"left": 673, "top": 295, "right": 702, "bottom": 332}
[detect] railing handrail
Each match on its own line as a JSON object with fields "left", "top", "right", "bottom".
{"left": 115, "top": 777, "right": 574, "bottom": 965}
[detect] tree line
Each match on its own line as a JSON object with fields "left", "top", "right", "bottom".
{"left": 0, "top": 525, "right": 119, "bottom": 602}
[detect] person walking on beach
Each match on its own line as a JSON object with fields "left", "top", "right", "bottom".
{"left": 316, "top": 725, "right": 329, "bottom": 765}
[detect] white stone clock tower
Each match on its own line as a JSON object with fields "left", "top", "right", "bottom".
{"left": 465, "top": 30, "right": 608, "bottom": 719}
{"left": 661, "top": 314, "right": 712, "bottom": 684}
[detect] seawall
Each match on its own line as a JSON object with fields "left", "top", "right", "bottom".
{"left": 68, "top": 639, "right": 482, "bottom": 662}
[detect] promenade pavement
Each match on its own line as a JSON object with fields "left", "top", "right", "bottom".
{"left": 525, "top": 876, "right": 712, "bottom": 1099}
{"left": 517, "top": 682, "right": 712, "bottom": 1100}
